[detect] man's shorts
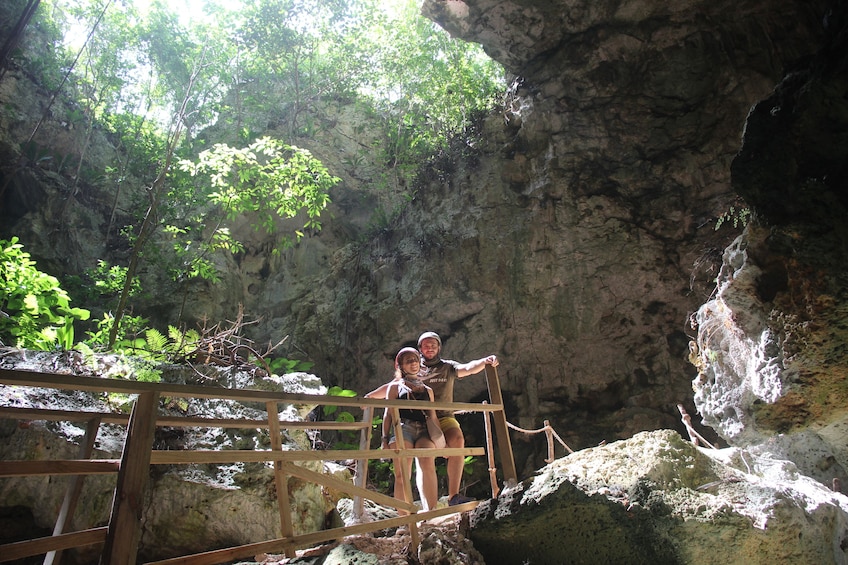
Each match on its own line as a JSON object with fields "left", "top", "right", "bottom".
{"left": 438, "top": 416, "right": 461, "bottom": 432}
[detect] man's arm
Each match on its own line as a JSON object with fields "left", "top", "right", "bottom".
{"left": 455, "top": 355, "right": 499, "bottom": 378}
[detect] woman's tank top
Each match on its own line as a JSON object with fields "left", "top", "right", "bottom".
{"left": 397, "top": 381, "right": 430, "bottom": 421}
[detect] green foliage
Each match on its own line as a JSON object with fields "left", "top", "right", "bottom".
{"left": 268, "top": 356, "right": 315, "bottom": 373}
{"left": 8, "top": 0, "right": 505, "bottom": 357}
{"left": 0, "top": 237, "right": 90, "bottom": 350}
{"left": 127, "top": 356, "right": 163, "bottom": 383}
{"left": 323, "top": 385, "right": 358, "bottom": 418}
{"left": 368, "top": 458, "right": 394, "bottom": 492}
{"left": 178, "top": 136, "right": 338, "bottom": 251}
{"left": 63, "top": 0, "right": 145, "bottom": 121}
{"left": 75, "top": 342, "right": 163, "bottom": 408}
{"left": 4, "top": 0, "right": 69, "bottom": 92}
{"left": 80, "top": 318, "right": 209, "bottom": 392}
{"left": 715, "top": 206, "right": 751, "bottom": 231}
{"left": 89, "top": 260, "right": 141, "bottom": 297}
{"left": 102, "top": 112, "right": 169, "bottom": 179}
{"left": 84, "top": 314, "right": 201, "bottom": 366}
{"left": 234, "top": 0, "right": 504, "bottom": 189}
{"left": 319, "top": 385, "right": 361, "bottom": 449}
{"left": 84, "top": 312, "right": 148, "bottom": 350}
{"left": 161, "top": 225, "right": 242, "bottom": 284}
{"left": 435, "top": 455, "right": 476, "bottom": 479}
{"left": 353, "top": 0, "right": 505, "bottom": 183}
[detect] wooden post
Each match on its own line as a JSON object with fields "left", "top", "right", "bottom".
{"left": 543, "top": 420, "right": 555, "bottom": 463}
{"left": 45, "top": 415, "right": 102, "bottom": 565}
{"left": 484, "top": 365, "right": 517, "bottom": 486}
{"left": 481, "top": 402, "right": 500, "bottom": 499}
{"left": 100, "top": 391, "right": 158, "bottom": 565}
{"left": 390, "top": 408, "right": 419, "bottom": 552}
{"left": 266, "top": 401, "right": 295, "bottom": 558}
{"left": 352, "top": 406, "right": 374, "bottom": 520}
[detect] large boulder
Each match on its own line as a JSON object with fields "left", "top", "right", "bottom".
{"left": 469, "top": 430, "right": 848, "bottom": 564}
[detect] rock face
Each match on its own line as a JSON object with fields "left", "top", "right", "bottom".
{"left": 469, "top": 430, "right": 848, "bottom": 565}
{"left": 286, "top": 0, "right": 830, "bottom": 463}
{"left": 690, "top": 3, "right": 848, "bottom": 487}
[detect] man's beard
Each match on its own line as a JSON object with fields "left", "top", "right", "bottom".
{"left": 422, "top": 355, "right": 439, "bottom": 367}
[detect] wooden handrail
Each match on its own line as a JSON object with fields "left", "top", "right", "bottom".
{"left": 0, "top": 406, "right": 129, "bottom": 425}
{"left": 148, "top": 447, "right": 484, "bottom": 465}
{"left": 0, "top": 527, "right": 108, "bottom": 563}
{"left": 0, "top": 406, "right": 369, "bottom": 430}
{"left": 143, "top": 502, "right": 479, "bottom": 565}
{"left": 0, "top": 459, "right": 120, "bottom": 477}
{"left": 0, "top": 366, "right": 516, "bottom": 564}
{"left": 0, "top": 369, "right": 500, "bottom": 413}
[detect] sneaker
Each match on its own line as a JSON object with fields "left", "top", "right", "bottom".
{"left": 448, "top": 494, "right": 475, "bottom": 506}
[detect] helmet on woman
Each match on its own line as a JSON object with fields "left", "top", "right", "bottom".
{"left": 395, "top": 346, "right": 421, "bottom": 369}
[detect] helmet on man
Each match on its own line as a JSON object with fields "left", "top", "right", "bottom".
{"left": 395, "top": 346, "right": 421, "bottom": 369}
{"left": 417, "top": 331, "right": 441, "bottom": 348}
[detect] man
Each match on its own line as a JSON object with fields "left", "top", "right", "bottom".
{"left": 417, "top": 331, "right": 499, "bottom": 506}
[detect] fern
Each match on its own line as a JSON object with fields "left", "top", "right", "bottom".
{"left": 715, "top": 206, "right": 751, "bottom": 231}
{"left": 145, "top": 328, "right": 168, "bottom": 352}
{"left": 167, "top": 325, "right": 195, "bottom": 353}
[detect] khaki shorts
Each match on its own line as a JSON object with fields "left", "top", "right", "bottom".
{"left": 438, "top": 416, "right": 461, "bottom": 432}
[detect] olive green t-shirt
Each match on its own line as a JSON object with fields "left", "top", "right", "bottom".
{"left": 422, "top": 358, "right": 460, "bottom": 418}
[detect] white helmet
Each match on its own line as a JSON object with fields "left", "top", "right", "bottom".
{"left": 417, "top": 331, "right": 441, "bottom": 348}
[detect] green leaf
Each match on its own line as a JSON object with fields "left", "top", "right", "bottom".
{"left": 327, "top": 385, "right": 357, "bottom": 397}
{"left": 336, "top": 411, "right": 356, "bottom": 423}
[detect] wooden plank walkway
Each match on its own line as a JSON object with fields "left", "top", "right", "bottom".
{"left": 0, "top": 367, "right": 516, "bottom": 564}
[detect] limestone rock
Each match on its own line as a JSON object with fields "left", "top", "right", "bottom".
{"left": 690, "top": 3, "right": 848, "bottom": 490}
{"left": 469, "top": 430, "right": 848, "bottom": 564}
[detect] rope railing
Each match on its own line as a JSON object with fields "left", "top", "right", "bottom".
{"left": 503, "top": 418, "right": 574, "bottom": 462}
{"left": 485, "top": 404, "right": 715, "bottom": 469}
{"left": 677, "top": 404, "right": 717, "bottom": 449}
{"left": 477, "top": 401, "right": 573, "bottom": 480}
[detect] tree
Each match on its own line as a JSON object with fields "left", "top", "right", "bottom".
{"left": 2, "top": 0, "right": 503, "bottom": 350}
{"left": 179, "top": 136, "right": 337, "bottom": 241}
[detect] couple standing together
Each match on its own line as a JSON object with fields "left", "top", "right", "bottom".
{"left": 367, "top": 331, "right": 499, "bottom": 513}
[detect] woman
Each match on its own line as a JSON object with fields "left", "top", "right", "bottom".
{"left": 380, "top": 346, "right": 439, "bottom": 512}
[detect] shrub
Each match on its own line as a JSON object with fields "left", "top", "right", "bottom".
{"left": 0, "top": 237, "right": 90, "bottom": 349}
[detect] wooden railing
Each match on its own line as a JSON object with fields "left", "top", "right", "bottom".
{"left": 0, "top": 366, "right": 516, "bottom": 565}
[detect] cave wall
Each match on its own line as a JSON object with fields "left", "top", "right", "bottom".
{"left": 691, "top": 3, "right": 848, "bottom": 486}
{"left": 189, "top": 0, "right": 832, "bottom": 463}
{"left": 0, "top": 0, "right": 836, "bottom": 473}
{"left": 285, "top": 0, "right": 829, "bottom": 458}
